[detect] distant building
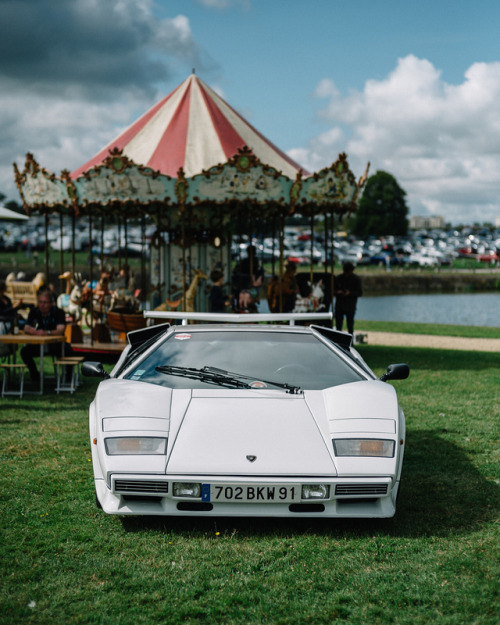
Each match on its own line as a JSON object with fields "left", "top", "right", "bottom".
{"left": 409, "top": 215, "right": 446, "bottom": 230}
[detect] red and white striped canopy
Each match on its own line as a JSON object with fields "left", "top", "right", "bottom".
{"left": 71, "top": 74, "right": 306, "bottom": 180}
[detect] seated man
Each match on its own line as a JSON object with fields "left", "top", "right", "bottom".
{"left": 21, "top": 287, "right": 75, "bottom": 382}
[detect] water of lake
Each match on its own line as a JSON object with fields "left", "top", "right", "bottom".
{"left": 356, "top": 292, "right": 499, "bottom": 327}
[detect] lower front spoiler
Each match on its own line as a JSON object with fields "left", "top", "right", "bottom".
{"left": 95, "top": 477, "right": 399, "bottom": 519}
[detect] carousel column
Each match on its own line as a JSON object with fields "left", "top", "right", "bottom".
{"left": 44, "top": 212, "right": 50, "bottom": 280}
{"left": 181, "top": 212, "right": 186, "bottom": 312}
{"left": 100, "top": 215, "right": 105, "bottom": 271}
{"left": 330, "top": 210, "right": 335, "bottom": 315}
{"left": 71, "top": 212, "right": 76, "bottom": 276}
{"left": 271, "top": 217, "right": 277, "bottom": 278}
{"left": 278, "top": 213, "right": 285, "bottom": 313}
{"left": 88, "top": 208, "right": 94, "bottom": 346}
{"left": 198, "top": 238, "right": 208, "bottom": 313}
{"left": 117, "top": 216, "right": 122, "bottom": 270}
{"left": 140, "top": 214, "right": 147, "bottom": 305}
{"left": 323, "top": 212, "right": 330, "bottom": 310}
{"left": 59, "top": 212, "right": 64, "bottom": 293}
{"left": 124, "top": 215, "right": 129, "bottom": 269}
{"left": 309, "top": 213, "right": 315, "bottom": 294}
{"left": 227, "top": 232, "right": 233, "bottom": 311}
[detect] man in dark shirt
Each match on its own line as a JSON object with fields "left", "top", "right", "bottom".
{"left": 209, "top": 270, "right": 230, "bottom": 313}
{"left": 334, "top": 262, "right": 363, "bottom": 335}
{"left": 21, "top": 287, "right": 74, "bottom": 381}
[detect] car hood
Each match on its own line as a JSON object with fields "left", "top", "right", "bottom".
{"left": 96, "top": 379, "right": 399, "bottom": 477}
{"left": 167, "top": 391, "right": 336, "bottom": 476}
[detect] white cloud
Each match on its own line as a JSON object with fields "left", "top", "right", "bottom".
{"left": 0, "top": 0, "right": 214, "bottom": 203}
{"left": 294, "top": 55, "right": 500, "bottom": 224}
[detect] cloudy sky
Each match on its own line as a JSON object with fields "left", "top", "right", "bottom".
{"left": 1, "top": 0, "right": 499, "bottom": 225}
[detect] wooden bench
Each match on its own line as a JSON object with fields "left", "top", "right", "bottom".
{"left": 0, "top": 363, "right": 28, "bottom": 399}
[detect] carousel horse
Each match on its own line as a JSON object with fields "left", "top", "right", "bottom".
{"left": 185, "top": 269, "right": 208, "bottom": 312}
{"left": 109, "top": 287, "right": 141, "bottom": 313}
{"left": 293, "top": 279, "right": 325, "bottom": 313}
{"left": 154, "top": 269, "right": 208, "bottom": 313}
{"left": 57, "top": 271, "right": 84, "bottom": 322}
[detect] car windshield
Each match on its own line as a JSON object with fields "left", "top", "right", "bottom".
{"left": 124, "top": 330, "right": 365, "bottom": 390}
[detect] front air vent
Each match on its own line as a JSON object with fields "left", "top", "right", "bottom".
{"left": 335, "top": 484, "right": 388, "bottom": 496}
{"left": 114, "top": 480, "right": 169, "bottom": 494}
{"left": 177, "top": 502, "right": 213, "bottom": 512}
{"left": 289, "top": 504, "right": 325, "bottom": 513}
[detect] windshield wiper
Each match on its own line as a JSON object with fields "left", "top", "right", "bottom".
{"left": 155, "top": 365, "right": 302, "bottom": 394}
{"left": 155, "top": 365, "right": 251, "bottom": 390}
{"left": 204, "top": 366, "right": 302, "bottom": 394}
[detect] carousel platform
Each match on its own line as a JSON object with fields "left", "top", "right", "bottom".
{"left": 67, "top": 324, "right": 126, "bottom": 362}
{"left": 70, "top": 341, "right": 125, "bottom": 363}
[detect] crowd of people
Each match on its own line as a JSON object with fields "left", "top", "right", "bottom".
{"left": 0, "top": 265, "right": 139, "bottom": 381}
{"left": 212, "top": 245, "right": 362, "bottom": 333}
{"left": 1, "top": 249, "right": 364, "bottom": 383}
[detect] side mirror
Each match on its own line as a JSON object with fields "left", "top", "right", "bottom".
{"left": 82, "top": 361, "right": 110, "bottom": 379}
{"left": 379, "top": 363, "right": 410, "bottom": 382}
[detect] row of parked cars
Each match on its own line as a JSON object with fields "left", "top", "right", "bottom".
{"left": 0, "top": 217, "right": 155, "bottom": 257}
{"left": 2, "top": 217, "right": 499, "bottom": 267}
{"left": 236, "top": 227, "right": 500, "bottom": 268}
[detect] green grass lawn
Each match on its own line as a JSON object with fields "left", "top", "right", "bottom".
{"left": 1, "top": 345, "right": 499, "bottom": 624}
{"left": 355, "top": 319, "right": 500, "bottom": 339}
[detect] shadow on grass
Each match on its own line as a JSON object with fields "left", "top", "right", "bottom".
{"left": 120, "top": 429, "right": 498, "bottom": 539}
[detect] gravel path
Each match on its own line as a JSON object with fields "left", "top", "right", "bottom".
{"left": 361, "top": 332, "right": 500, "bottom": 352}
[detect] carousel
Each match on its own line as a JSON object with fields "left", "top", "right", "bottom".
{"left": 13, "top": 73, "right": 368, "bottom": 339}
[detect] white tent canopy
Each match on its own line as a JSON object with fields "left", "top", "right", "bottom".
{"left": 0, "top": 205, "right": 28, "bottom": 220}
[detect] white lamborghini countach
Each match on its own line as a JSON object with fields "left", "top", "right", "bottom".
{"left": 83, "top": 315, "right": 409, "bottom": 518}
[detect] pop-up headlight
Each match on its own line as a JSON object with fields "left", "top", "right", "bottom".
{"left": 333, "top": 439, "right": 395, "bottom": 458}
{"left": 105, "top": 437, "right": 167, "bottom": 456}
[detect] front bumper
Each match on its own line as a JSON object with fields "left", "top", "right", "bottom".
{"left": 95, "top": 474, "right": 399, "bottom": 518}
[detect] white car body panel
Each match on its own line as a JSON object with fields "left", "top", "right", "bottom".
{"left": 87, "top": 318, "right": 408, "bottom": 519}
{"left": 167, "top": 394, "right": 335, "bottom": 476}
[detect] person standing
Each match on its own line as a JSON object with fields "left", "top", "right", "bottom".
{"left": 209, "top": 270, "right": 230, "bottom": 313}
{"left": 231, "top": 245, "right": 264, "bottom": 312}
{"left": 21, "top": 287, "right": 74, "bottom": 382}
{"left": 269, "top": 261, "right": 299, "bottom": 313}
{"left": 334, "top": 262, "right": 362, "bottom": 334}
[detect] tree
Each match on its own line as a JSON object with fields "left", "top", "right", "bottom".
{"left": 0, "top": 191, "right": 23, "bottom": 214}
{"left": 351, "top": 171, "right": 409, "bottom": 237}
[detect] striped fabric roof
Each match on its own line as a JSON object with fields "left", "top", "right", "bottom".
{"left": 71, "top": 74, "right": 306, "bottom": 180}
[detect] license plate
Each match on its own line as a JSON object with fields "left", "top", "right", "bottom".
{"left": 201, "top": 483, "right": 300, "bottom": 503}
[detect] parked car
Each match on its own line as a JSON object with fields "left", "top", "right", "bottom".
{"left": 83, "top": 319, "right": 409, "bottom": 519}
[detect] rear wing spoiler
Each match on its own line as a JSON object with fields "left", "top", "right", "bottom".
{"left": 143, "top": 311, "right": 333, "bottom": 326}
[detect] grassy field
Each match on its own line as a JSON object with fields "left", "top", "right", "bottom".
{"left": 355, "top": 320, "right": 500, "bottom": 339}
{"left": 1, "top": 343, "right": 499, "bottom": 624}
